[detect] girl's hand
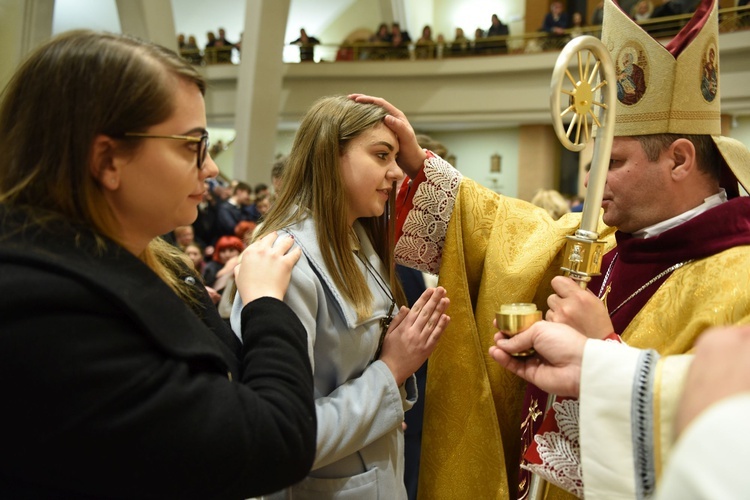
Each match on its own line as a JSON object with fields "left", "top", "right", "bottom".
{"left": 379, "top": 287, "right": 450, "bottom": 386}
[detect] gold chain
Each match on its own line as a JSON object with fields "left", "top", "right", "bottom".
{"left": 598, "top": 253, "right": 693, "bottom": 317}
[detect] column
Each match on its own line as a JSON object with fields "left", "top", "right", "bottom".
{"left": 0, "top": 0, "right": 53, "bottom": 91}
{"left": 233, "top": 0, "right": 290, "bottom": 184}
{"left": 517, "top": 124, "right": 560, "bottom": 201}
{"left": 21, "top": 0, "right": 54, "bottom": 54}
{"left": 115, "top": 0, "right": 177, "bottom": 51}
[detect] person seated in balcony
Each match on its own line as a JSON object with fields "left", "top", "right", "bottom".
{"left": 370, "top": 22, "right": 391, "bottom": 43}
{"left": 204, "top": 31, "right": 217, "bottom": 63}
{"left": 486, "top": 13, "right": 510, "bottom": 53}
{"left": 290, "top": 28, "right": 320, "bottom": 62}
{"left": 181, "top": 34, "right": 202, "bottom": 65}
{"left": 631, "top": 0, "right": 654, "bottom": 21}
{"left": 646, "top": 0, "right": 688, "bottom": 37}
{"left": 591, "top": 0, "right": 605, "bottom": 24}
{"left": 472, "top": 27, "right": 487, "bottom": 54}
{"left": 569, "top": 11, "right": 586, "bottom": 37}
{"left": 541, "top": 1, "right": 570, "bottom": 49}
{"left": 214, "top": 27, "right": 235, "bottom": 63}
{"left": 415, "top": 25, "right": 437, "bottom": 59}
{"left": 390, "top": 22, "right": 411, "bottom": 59}
{"left": 590, "top": 0, "right": 605, "bottom": 37}
{"left": 367, "top": 22, "right": 392, "bottom": 60}
{"left": 448, "top": 27, "right": 470, "bottom": 57}
{"left": 652, "top": 0, "right": 689, "bottom": 17}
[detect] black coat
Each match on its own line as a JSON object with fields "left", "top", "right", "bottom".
{"left": 0, "top": 207, "right": 316, "bottom": 499}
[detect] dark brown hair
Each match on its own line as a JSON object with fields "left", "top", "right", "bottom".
{"left": 0, "top": 30, "right": 206, "bottom": 302}
{"left": 636, "top": 134, "right": 722, "bottom": 182}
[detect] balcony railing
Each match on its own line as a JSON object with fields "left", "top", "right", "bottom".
{"left": 180, "top": 5, "right": 749, "bottom": 65}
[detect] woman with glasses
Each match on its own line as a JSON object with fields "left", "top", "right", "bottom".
{"left": 0, "top": 30, "right": 316, "bottom": 498}
{"left": 230, "top": 95, "right": 450, "bottom": 499}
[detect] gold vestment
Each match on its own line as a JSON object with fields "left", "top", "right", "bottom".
{"left": 418, "top": 178, "right": 750, "bottom": 500}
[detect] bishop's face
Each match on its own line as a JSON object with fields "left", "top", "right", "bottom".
{"left": 596, "top": 136, "right": 675, "bottom": 234}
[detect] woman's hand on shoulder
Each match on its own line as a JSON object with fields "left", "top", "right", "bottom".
{"left": 349, "top": 94, "right": 427, "bottom": 179}
{"left": 234, "top": 232, "right": 301, "bottom": 305}
{"left": 379, "top": 286, "right": 450, "bottom": 386}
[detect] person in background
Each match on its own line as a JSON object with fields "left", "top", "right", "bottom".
{"left": 542, "top": 1, "right": 570, "bottom": 34}
{"left": 290, "top": 28, "right": 321, "bottom": 62}
{"left": 591, "top": 0, "right": 605, "bottom": 24}
{"left": 473, "top": 27, "right": 487, "bottom": 54}
{"left": 569, "top": 195, "right": 585, "bottom": 213}
{"left": 252, "top": 193, "right": 271, "bottom": 221}
{"left": 181, "top": 34, "right": 203, "bottom": 65}
{"left": 632, "top": 0, "right": 655, "bottom": 21}
{"left": 541, "top": 1, "right": 570, "bottom": 49}
{"left": 203, "top": 235, "right": 244, "bottom": 291}
{"left": 569, "top": 11, "right": 586, "bottom": 37}
{"left": 415, "top": 25, "right": 436, "bottom": 59}
{"left": 173, "top": 224, "right": 195, "bottom": 250}
{"left": 216, "top": 181, "right": 252, "bottom": 237}
{"left": 530, "top": 188, "right": 572, "bottom": 220}
{"left": 212, "top": 27, "right": 234, "bottom": 63}
{"left": 0, "top": 29, "right": 316, "bottom": 499}
{"left": 244, "top": 183, "right": 270, "bottom": 222}
{"left": 184, "top": 242, "right": 206, "bottom": 275}
{"left": 205, "top": 30, "right": 217, "bottom": 49}
{"left": 193, "top": 180, "right": 220, "bottom": 253}
{"left": 486, "top": 13, "right": 510, "bottom": 53}
{"left": 370, "top": 22, "right": 391, "bottom": 44}
{"left": 448, "top": 27, "right": 470, "bottom": 57}
{"left": 271, "top": 154, "right": 288, "bottom": 200}
{"left": 231, "top": 94, "right": 451, "bottom": 498}
{"left": 234, "top": 220, "right": 257, "bottom": 244}
{"left": 390, "top": 22, "right": 412, "bottom": 59}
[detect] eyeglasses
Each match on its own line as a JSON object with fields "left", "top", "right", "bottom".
{"left": 123, "top": 132, "right": 210, "bottom": 170}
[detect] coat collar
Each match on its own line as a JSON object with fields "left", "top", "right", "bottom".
{"left": 285, "top": 215, "right": 392, "bottom": 329}
{"left": 0, "top": 207, "right": 235, "bottom": 376}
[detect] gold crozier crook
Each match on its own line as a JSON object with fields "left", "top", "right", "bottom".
{"left": 526, "top": 34, "right": 617, "bottom": 500}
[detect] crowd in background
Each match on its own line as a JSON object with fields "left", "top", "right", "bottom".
{"left": 163, "top": 155, "right": 288, "bottom": 315}
{"left": 178, "top": 26, "right": 240, "bottom": 64}
{"left": 173, "top": 0, "right": 742, "bottom": 65}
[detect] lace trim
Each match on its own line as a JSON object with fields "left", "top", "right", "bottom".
{"left": 522, "top": 399, "right": 584, "bottom": 498}
{"left": 394, "top": 155, "right": 462, "bottom": 274}
{"left": 632, "top": 349, "right": 659, "bottom": 500}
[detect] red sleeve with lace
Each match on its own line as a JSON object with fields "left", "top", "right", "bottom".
{"left": 395, "top": 151, "right": 433, "bottom": 242}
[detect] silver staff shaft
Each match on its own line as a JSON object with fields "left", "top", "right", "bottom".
{"left": 550, "top": 35, "right": 616, "bottom": 287}
{"left": 526, "top": 35, "right": 618, "bottom": 500}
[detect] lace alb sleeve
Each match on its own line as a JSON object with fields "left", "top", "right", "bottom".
{"left": 522, "top": 398, "right": 584, "bottom": 498}
{"left": 394, "top": 154, "right": 462, "bottom": 274}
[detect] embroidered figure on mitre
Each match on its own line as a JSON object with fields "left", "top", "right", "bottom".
{"left": 616, "top": 45, "right": 648, "bottom": 105}
{"left": 701, "top": 43, "right": 718, "bottom": 102}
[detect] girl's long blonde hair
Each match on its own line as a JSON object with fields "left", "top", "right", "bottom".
{"left": 256, "top": 95, "right": 405, "bottom": 320}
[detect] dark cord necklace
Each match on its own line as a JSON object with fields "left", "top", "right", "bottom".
{"left": 354, "top": 248, "right": 396, "bottom": 360}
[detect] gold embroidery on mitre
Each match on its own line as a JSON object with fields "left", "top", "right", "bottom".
{"left": 700, "top": 38, "right": 719, "bottom": 103}
{"left": 615, "top": 42, "right": 648, "bottom": 106}
{"left": 601, "top": 0, "right": 722, "bottom": 137}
